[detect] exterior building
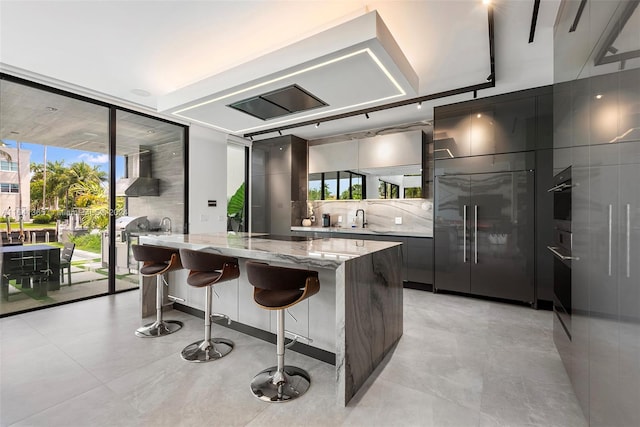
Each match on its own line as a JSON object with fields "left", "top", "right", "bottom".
{"left": 0, "top": 145, "right": 31, "bottom": 221}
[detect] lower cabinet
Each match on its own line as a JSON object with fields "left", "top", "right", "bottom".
{"left": 291, "top": 230, "right": 433, "bottom": 286}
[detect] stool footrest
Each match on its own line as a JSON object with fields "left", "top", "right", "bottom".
{"left": 167, "top": 294, "right": 185, "bottom": 303}
{"left": 284, "top": 330, "right": 312, "bottom": 348}
{"left": 211, "top": 312, "right": 232, "bottom": 325}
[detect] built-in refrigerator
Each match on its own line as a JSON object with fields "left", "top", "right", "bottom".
{"left": 434, "top": 170, "right": 535, "bottom": 304}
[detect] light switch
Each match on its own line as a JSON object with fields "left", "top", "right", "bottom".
{"left": 395, "top": 217, "right": 402, "bottom": 225}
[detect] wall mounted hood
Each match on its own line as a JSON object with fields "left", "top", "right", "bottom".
{"left": 115, "top": 147, "right": 159, "bottom": 197}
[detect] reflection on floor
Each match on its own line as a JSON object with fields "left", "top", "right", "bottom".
{"left": 0, "top": 289, "right": 588, "bottom": 426}
{"left": 0, "top": 249, "right": 137, "bottom": 315}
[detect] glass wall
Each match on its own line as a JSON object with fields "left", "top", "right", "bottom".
{"left": 227, "top": 142, "right": 247, "bottom": 232}
{"left": 0, "top": 76, "right": 187, "bottom": 316}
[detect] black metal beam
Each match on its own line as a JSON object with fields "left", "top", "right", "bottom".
{"left": 529, "top": 0, "right": 541, "bottom": 43}
{"left": 244, "top": 5, "right": 497, "bottom": 139}
{"left": 593, "top": 0, "right": 640, "bottom": 65}
{"left": 569, "top": 0, "right": 587, "bottom": 32}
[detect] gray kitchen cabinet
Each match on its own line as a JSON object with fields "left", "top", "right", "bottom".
{"left": 434, "top": 171, "right": 535, "bottom": 304}
{"left": 470, "top": 96, "right": 537, "bottom": 155}
{"left": 406, "top": 237, "right": 433, "bottom": 284}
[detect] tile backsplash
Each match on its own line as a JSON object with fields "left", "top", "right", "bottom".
{"left": 292, "top": 199, "right": 433, "bottom": 234}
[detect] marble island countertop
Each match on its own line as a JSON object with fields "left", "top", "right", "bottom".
{"left": 138, "top": 232, "right": 402, "bottom": 269}
{"left": 291, "top": 226, "right": 433, "bottom": 238}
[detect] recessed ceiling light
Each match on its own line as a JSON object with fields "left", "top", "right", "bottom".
{"left": 46, "top": 106, "right": 58, "bottom": 112}
{"left": 146, "top": 130, "right": 155, "bottom": 134}
{"left": 595, "top": 94, "right": 603, "bottom": 99}
{"left": 477, "top": 113, "right": 482, "bottom": 118}
{"left": 10, "top": 131, "right": 20, "bottom": 135}
{"left": 131, "top": 89, "right": 151, "bottom": 97}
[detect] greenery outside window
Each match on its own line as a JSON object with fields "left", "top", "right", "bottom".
{"left": 308, "top": 170, "right": 365, "bottom": 200}
{"left": 378, "top": 180, "right": 399, "bottom": 199}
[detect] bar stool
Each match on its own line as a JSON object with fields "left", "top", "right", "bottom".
{"left": 179, "top": 248, "right": 240, "bottom": 362}
{"left": 246, "top": 261, "right": 320, "bottom": 402}
{"left": 131, "top": 244, "right": 184, "bottom": 337}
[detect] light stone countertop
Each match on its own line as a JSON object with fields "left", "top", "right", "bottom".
{"left": 291, "top": 226, "right": 433, "bottom": 238}
{"left": 138, "top": 232, "right": 402, "bottom": 269}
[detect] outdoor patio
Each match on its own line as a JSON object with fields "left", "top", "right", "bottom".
{"left": 0, "top": 246, "right": 138, "bottom": 316}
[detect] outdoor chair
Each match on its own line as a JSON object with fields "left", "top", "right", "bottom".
{"left": 60, "top": 242, "right": 75, "bottom": 284}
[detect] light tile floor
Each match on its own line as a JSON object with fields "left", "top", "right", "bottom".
{"left": 0, "top": 289, "right": 587, "bottom": 427}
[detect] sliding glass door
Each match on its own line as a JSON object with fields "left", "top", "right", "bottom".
{"left": 0, "top": 75, "right": 187, "bottom": 316}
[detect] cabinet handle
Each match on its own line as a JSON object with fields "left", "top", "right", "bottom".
{"left": 608, "top": 204, "right": 613, "bottom": 277}
{"left": 463, "top": 205, "right": 467, "bottom": 263}
{"left": 474, "top": 205, "right": 478, "bottom": 264}
{"left": 627, "top": 203, "right": 631, "bottom": 278}
{"left": 547, "top": 246, "right": 579, "bottom": 261}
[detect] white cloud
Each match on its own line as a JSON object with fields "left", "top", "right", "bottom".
{"left": 79, "top": 153, "right": 109, "bottom": 164}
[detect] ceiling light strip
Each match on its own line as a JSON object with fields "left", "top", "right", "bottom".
{"left": 173, "top": 48, "right": 404, "bottom": 121}
{"left": 244, "top": 4, "right": 496, "bottom": 139}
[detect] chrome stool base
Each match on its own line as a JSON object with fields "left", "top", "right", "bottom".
{"left": 181, "top": 338, "right": 234, "bottom": 362}
{"left": 250, "top": 366, "right": 311, "bottom": 402}
{"left": 135, "top": 320, "right": 183, "bottom": 338}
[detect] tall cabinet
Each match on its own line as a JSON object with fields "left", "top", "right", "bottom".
{"left": 433, "top": 86, "right": 553, "bottom": 305}
{"left": 552, "top": 1, "right": 640, "bottom": 424}
{"left": 435, "top": 171, "right": 535, "bottom": 303}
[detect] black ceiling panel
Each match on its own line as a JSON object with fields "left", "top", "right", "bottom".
{"left": 228, "top": 84, "right": 328, "bottom": 121}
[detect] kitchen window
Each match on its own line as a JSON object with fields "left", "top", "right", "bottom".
{"left": 308, "top": 171, "right": 365, "bottom": 200}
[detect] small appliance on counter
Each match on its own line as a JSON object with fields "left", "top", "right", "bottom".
{"left": 322, "top": 214, "right": 331, "bottom": 227}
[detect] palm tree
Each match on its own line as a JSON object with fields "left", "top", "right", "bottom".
{"left": 45, "top": 160, "right": 69, "bottom": 210}
{"left": 0, "top": 140, "right": 11, "bottom": 161}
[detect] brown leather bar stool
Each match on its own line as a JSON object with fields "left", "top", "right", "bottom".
{"left": 131, "top": 244, "right": 184, "bottom": 337}
{"left": 179, "top": 248, "right": 240, "bottom": 362}
{"left": 246, "top": 261, "right": 320, "bottom": 402}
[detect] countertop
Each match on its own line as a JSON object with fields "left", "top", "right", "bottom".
{"left": 291, "top": 226, "right": 433, "bottom": 238}
{"left": 138, "top": 232, "right": 402, "bottom": 269}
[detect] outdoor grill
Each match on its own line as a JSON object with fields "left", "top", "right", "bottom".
{"left": 101, "top": 215, "right": 150, "bottom": 273}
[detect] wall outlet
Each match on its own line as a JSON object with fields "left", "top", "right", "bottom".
{"left": 395, "top": 216, "right": 403, "bottom": 225}
{"left": 338, "top": 215, "right": 343, "bottom": 223}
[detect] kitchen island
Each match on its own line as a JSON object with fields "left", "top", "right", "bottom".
{"left": 138, "top": 232, "right": 403, "bottom": 406}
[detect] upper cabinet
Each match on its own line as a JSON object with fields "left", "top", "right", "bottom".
{"left": 434, "top": 87, "right": 550, "bottom": 159}
{"left": 308, "top": 129, "right": 432, "bottom": 200}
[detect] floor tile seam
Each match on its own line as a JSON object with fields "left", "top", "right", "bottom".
{"left": 34, "top": 382, "right": 146, "bottom": 427}
{"left": 377, "top": 366, "right": 485, "bottom": 413}
{"left": 3, "top": 381, "right": 112, "bottom": 427}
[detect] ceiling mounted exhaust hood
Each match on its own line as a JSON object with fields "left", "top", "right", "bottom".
{"left": 115, "top": 147, "right": 159, "bottom": 197}
{"left": 158, "top": 10, "right": 418, "bottom": 135}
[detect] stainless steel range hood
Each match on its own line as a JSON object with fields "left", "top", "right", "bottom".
{"left": 115, "top": 148, "right": 159, "bottom": 197}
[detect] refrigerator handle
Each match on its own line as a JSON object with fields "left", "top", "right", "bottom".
{"left": 626, "top": 203, "right": 631, "bottom": 278}
{"left": 608, "top": 204, "right": 613, "bottom": 277}
{"left": 474, "top": 205, "right": 478, "bottom": 264}
{"left": 463, "top": 205, "right": 467, "bottom": 263}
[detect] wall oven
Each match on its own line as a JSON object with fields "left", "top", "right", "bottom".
{"left": 548, "top": 166, "right": 576, "bottom": 341}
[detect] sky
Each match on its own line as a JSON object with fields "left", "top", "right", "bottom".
{"left": 3, "top": 140, "right": 125, "bottom": 179}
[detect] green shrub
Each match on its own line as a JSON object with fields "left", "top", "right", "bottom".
{"left": 69, "top": 233, "right": 101, "bottom": 253}
{"left": 32, "top": 214, "right": 52, "bottom": 224}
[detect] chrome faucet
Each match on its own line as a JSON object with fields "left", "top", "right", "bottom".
{"left": 355, "top": 209, "right": 367, "bottom": 228}
{"left": 160, "top": 217, "right": 172, "bottom": 234}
